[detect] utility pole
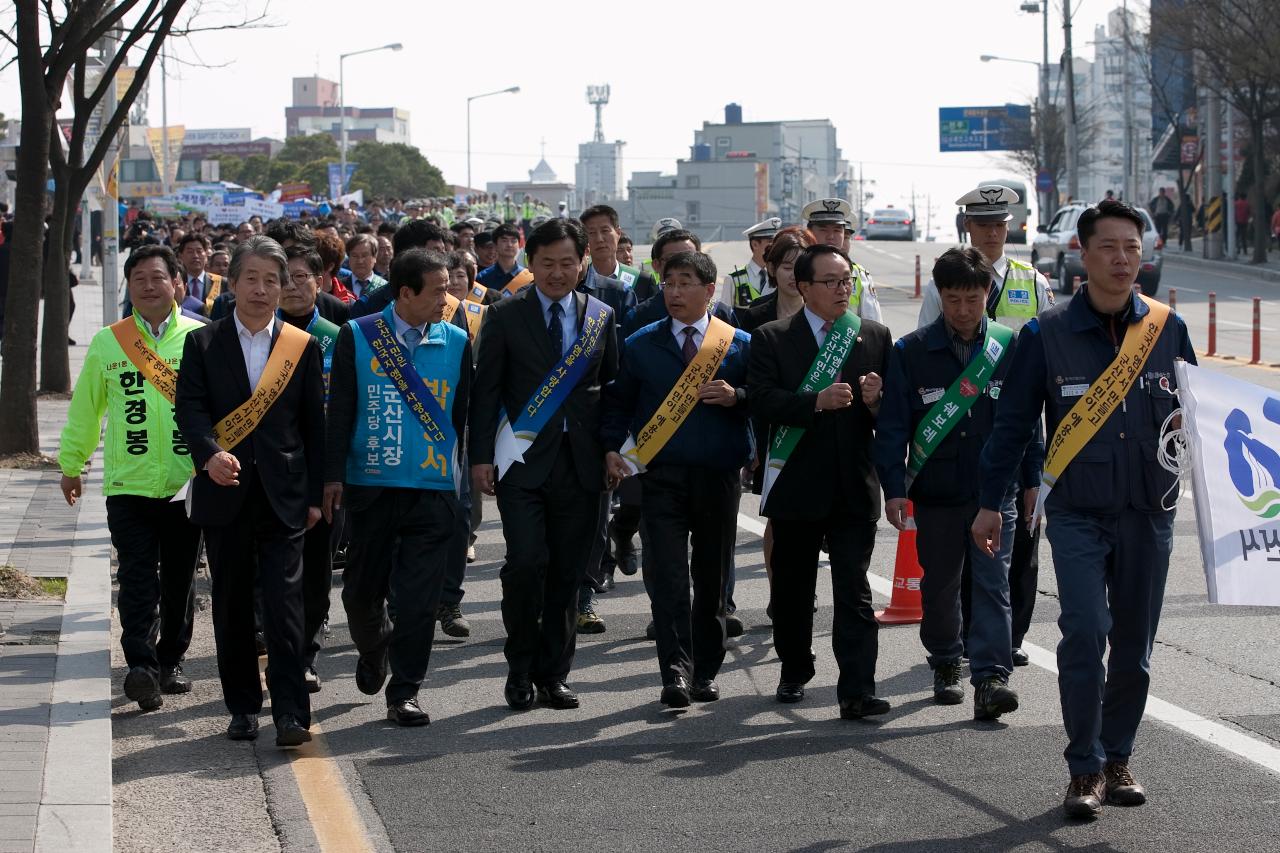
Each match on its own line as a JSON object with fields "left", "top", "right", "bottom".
{"left": 1121, "top": 0, "right": 1134, "bottom": 202}
{"left": 1063, "top": 0, "right": 1080, "bottom": 201}
{"left": 159, "top": 43, "right": 169, "bottom": 196}
{"left": 100, "top": 28, "right": 121, "bottom": 324}
{"left": 1226, "top": 104, "right": 1236, "bottom": 258}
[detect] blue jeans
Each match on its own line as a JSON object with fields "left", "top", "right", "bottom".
{"left": 1045, "top": 506, "right": 1174, "bottom": 776}
{"left": 914, "top": 499, "right": 1016, "bottom": 683}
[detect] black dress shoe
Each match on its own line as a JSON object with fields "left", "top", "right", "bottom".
{"left": 355, "top": 646, "right": 389, "bottom": 696}
{"left": 387, "top": 698, "right": 430, "bottom": 727}
{"left": 275, "top": 714, "right": 312, "bottom": 747}
{"left": 690, "top": 679, "right": 720, "bottom": 702}
{"left": 776, "top": 682, "right": 805, "bottom": 704}
{"left": 505, "top": 673, "right": 535, "bottom": 711}
{"left": 1011, "top": 647, "right": 1030, "bottom": 667}
{"left": 840, "top": 695, "right": 891, "bottom": 720}
{"left": 725, "top": 614, "right": 745, "bottom": 638}
{"left": 159, "top": 664, "right": 191, "bottom": 694}
{"left": 304, "top": 666, "right": 322, "bottom": 694}
{"left": 644, "top": 620, "right": 656, "bottom": 641}
{"left": 661, "top": 676, "right": 691, "bottom": 708}
{"left": 227, "top": 714, "right": 259, "bottom": 741}
{"left": 124, "top": 666, "right": 163, "bottom": 711}
{"left": 537, "top": 681, "right": 580, "bottom": 710}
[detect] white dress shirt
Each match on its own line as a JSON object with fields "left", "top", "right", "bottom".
{"left": 670, "top": 312, "right": 710, "bottom": 351}
{"left": 234, "top": 312, "right": 276, "bottom": 389}
{"left": 535, "top": 288, "right": 577, "bottom": 357}
{"left": 803, "top": 306, "right": 833, "bottom": 347}
{"left": 391, "top": 307, "right": 429, "bottom": 350}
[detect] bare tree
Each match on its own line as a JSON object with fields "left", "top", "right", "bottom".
{"left": 1158, "top": 0, "right": 1280, "bottom": 263}
{"left": 1004, "top": 100, "right": 1098, "bottom": 208}
{"left": 0, "top": 1, "right": 268, "bottom": 453}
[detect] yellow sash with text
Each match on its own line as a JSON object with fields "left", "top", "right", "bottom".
{"left": 443, "top": 293, "right": 485, "bottom": 340}
{"left": 111, "top": 316, "right": 179, "bottom": 404}
{"left": 620, "top": 316, "right": 735, "bottom": 473}
{"left": 211, "top": 322, "right": 310, "bottom": 450}
{"left": 502, "top": 268, "right": 535, "bottom": 296}
{"left": 202, "top": 273, "right": 223, "bottom": 317}
{"left": 1033, "top": 294, "right": 1170, "bottom": 525}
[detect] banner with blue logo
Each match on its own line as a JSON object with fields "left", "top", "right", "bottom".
{"left": 1177, "top": 361, "right": 1280, "bottom": 605}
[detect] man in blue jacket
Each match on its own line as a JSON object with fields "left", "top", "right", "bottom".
{"left": 875, "top": 247, "right": 1041, "bottom": 719}
{"left": 602, "top": 252, "right": 752, "bottom": 708}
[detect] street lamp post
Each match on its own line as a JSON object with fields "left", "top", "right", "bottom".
{"left": 466, "top": 86, "right": 521, "bottom": 192}
{"left": 981, "top": 51, "right": 1051, "bottom": 221}
{"left": 338, "top": 42, "right": 403, "bottom": 199}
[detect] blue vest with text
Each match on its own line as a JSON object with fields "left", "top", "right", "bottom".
{"left": 346, "top": 304, "right": 467, "bottom": 491}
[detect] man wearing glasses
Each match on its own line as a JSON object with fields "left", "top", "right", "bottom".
{"left": 278, "top": 247, "right": 341, "bottom": 693}
{"left": 748, "top": 244, "right": 893, "bottom": 720}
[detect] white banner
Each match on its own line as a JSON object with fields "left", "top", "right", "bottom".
{"left": 1178, "top": 361, "right": 1280, "bottom": 606}
{"left": 243, "top": 198, "right": 284, "bottom": 220}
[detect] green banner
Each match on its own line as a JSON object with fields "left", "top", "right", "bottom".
{"left": 906, "top": 321, "right": 1014, "bottom": 486}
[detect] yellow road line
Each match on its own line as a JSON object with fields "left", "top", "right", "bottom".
{"left": 289, "top": 720, "right": 375, "bottom": 853}
{"left": 1197, "top": 352, "right": 1280, "bottom": 373}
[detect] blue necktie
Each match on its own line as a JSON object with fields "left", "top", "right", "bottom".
{"left": 548, "top": 302, "right": 564, "bottom": 356}
{"left": 403, "top": 326, "right": 422, "bottom": 357}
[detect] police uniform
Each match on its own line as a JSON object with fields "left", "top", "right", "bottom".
{"left": 801, "top": 198, "right": 883, "bottom": 323}
{"left": 978, "top": 280, "right": 1196, "bottom": 798}
{"left": 721, "top": 217, "right": 781, "bottom": 310}
{"left": 920, "top": 186, "right": 1053, "bottom": 664}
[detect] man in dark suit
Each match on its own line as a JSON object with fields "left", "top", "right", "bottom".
{"left": 470, "top": 219, "right": 619, "bottom": 711}
{"left": 748, "top": 243, "right": 893, "bottom": 720}
{"left": 175, "top": 236, "right": 326, "bottom": 747}
{"left": 601, "top": 251, "right": 752, "bottom": 707}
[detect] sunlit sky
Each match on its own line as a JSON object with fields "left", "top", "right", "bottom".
{"left": 0, "top": 0, "right": 1131, "bottom": 230}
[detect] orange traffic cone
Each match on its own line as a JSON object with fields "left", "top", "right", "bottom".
{"left": 876, "top": 500, "right": 923, "bottom": 625}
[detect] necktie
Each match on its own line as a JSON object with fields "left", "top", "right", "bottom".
{"left": 548, "top": 302, "right": 564, "bottom": 356}
{"left": 681, "top": 326, "right": 698, "bottom": 365}
{"left": 759, "top": 269, "right": 768, "bottom": 293}
{"left": 403, "top": 326, "right": 422, "bottom": 357}
{"left": 188, "top": 277, "right": 200, "bottom": 299}
{"left": 821, "top": 320, "right": 843, "bottom": 383}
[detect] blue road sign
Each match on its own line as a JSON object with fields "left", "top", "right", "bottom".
{"left": 1036, "top": 170, "right": 1054, "bottom": 193}
{"left": 939, "top": 105, "right": 1032, "bottom": 153}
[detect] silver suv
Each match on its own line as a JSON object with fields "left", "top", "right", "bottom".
{"left": 1031, "top": 203, "right": 1164, "bottom": 295}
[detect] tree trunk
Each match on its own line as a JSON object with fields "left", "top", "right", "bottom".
{"left": 1249, "top": 118, "right": 1269, "bottom": 264}
{"left": 39, "top": 172, "right": 74, "bottom": 393}
{"left": 0, "top": 0, "right": 51, "bottom": 454}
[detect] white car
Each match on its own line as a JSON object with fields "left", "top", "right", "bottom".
{"left": 864, "top": 208, "right": 915, "bottom": 241}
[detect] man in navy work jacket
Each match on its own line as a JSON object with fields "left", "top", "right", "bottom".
{"left": 973, "top": 200, "right": 1196, "bottom": 820}
{"left": 875, "top": 247, "right": 1042, "bottom": 720}
{"left": 601, "top": 251, "right": 752, "bottom": 708}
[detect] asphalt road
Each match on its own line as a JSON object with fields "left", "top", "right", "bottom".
{"left": 110, "top": 239, "right": 1280, "bottom": 852}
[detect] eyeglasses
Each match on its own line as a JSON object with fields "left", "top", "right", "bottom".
{"left": 663, "top": 280, "right": 709, "bottom": 291}
{"left": 286, "top": 273, "right": 316, "bottom": 286}
{"left": 805, "top": 277, "right": 854, "bottom": 291}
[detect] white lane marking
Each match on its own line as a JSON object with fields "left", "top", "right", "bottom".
{"left": 886, "top": 253, "right": 905, "bottom": 261}
{"left": 1171, "top": 286, "right": 1203, "bottom": 294}
{"left": 1217, "top": 319, "right": 1277, "bottom": 331}
{"left": 735, "top": 511, "right": 1280, "bottom": 778}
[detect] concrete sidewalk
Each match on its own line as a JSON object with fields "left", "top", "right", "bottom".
{"left": 0, "top": 272, "right": 115, "bottom": 853}
{"left": 1163, "top": 237, "right": 1280, "bottom": 283}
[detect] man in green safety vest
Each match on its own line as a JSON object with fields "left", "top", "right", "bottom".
{"left": 801, "top": 198, "right": 883, "bottom": 322}
{"left": 917, "top": 183, "right": 1054, "bottom": 672}
{"left": 721, "top": 217, "right": 781, "bottom": 309}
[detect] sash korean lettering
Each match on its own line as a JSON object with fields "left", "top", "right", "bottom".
{"left": 760, "top": 310, "right": 861, "bottom": 512}
{"left": 1033, "top": 294, "right": 1171, "bottom": 525}
{"left": 502, "top": 268, "right": 535, "bottom": 297}
{"left": 618, "top": 316, "right": 736, "bottom": 475}
{"left": 905, "top": 321, "right": 1014, "bottom": 488}
{"left": 211, "top": 323, "right": 310, "bottom": 451}
{"left": 442, "top": 293, "right": 486, "bottom": 340}
{"left": 493, "top": 296, "right": 611, "bottom": 479}
{"left": 354, "top": 313, "right": 460, "bottom": 492}
{"left": 111, "top": 316, "right": 179, "bottom": 403}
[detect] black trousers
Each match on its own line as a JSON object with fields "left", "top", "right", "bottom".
{"left": 342, "top": 487, "right": 456, "bottom": 702}
{"left": 640, "top": 465, "right": 737, "bottom": 686}
{"left": 105, "top": 495, "right": 200, "bottom": 672}
{"left": 770, "top": 514, "right": 879, "bottom": 700}
{"left": 442, "top": 490, "right": 471, "bottom": 608}
{"left": 204, "top": 477, "right": 309, "bottom": 725}
{"left": 495, "top": 436, "right": 603, "bottom": 685}
{"left": 302, "top": 507, "right": 344, "bottom": 668}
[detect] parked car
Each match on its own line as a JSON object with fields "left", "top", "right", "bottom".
{"left": 864, "top": 208, "right": 915, "bottom": 241}
{"left": 1031, "top": 202, "right": 1163, "bottom": 295}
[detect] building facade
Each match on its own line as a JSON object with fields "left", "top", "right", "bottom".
{"left": 285, "top": 76, "right": 410, "bottom": 146}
